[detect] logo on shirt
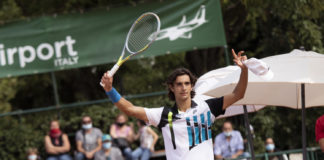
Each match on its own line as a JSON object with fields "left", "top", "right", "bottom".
{"left": 186, "top": 111, "right": 212, "bottom": 150}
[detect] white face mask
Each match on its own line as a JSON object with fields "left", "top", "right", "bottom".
{"left": 28, "top": 155, "right": 37, "bottom": 160}
{"left": 224, "top": 131, "right": 232, "bottom": 137}
{"left": 103, "top": 142, "right": 112, "bottom": 149}
{"left": 266, "top": 144, "right": 275, "bottom": 151}
{"left": 82, "top": 123, "right": 92, "bottom": 130}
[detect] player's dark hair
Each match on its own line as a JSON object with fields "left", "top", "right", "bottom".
{"left": 166, "top": 68, "right": 197, "bottom": 101}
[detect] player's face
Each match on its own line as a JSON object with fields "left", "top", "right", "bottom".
{"left": 170, "top": 75, "right": 192, "bottom": 101}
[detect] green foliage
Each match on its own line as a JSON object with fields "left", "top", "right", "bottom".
{"left": 0, "top": 0, "right": 22, "bottom": 23}
{"left": 0, "top": 116, "right": 46, "bottom": 159}
{"left": 247, "top": 106, "right": 324, "bottom": 153}
{"left": 0, "top": 78, "right": 17, "bottom": 113}
{"left": 222, "top": 0, "right": 324, "bottom": 56}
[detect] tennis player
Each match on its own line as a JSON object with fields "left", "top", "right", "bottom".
{"left": 101, "top": 49, "right": 248, "bottom": 160}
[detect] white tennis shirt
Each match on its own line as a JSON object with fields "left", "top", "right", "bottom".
{"left": 144, "top": 95, "right": 225, "bottom": 160}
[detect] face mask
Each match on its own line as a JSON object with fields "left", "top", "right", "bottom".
{"left": 103, "top": 142, "right": 112, "bottom": 149}
{"left": 28, "top": 155, "right": 37, "bottom": 160}
{"left": 116, "top": 122, "right": 125, "bottom": 127}
{"left": 266, "top": 144, "right": 275, "bottom": 151}
{"left": 224, "top": 131, "right": 232, "bottom": 137}
{"left": 50, "top": 128, "right": 62, "bottom": 138}
{"left": 82, "top": 123, "right": 92, "bottom": 130}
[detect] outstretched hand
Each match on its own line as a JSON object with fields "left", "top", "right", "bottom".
{"left": 101, "top": 71, "right": 113, "bottom": 92}
{"left": 232, "top": 49, "right": 247, "bottom": 69}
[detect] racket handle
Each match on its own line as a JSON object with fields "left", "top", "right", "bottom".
{"left": 108, "top": 64, "right": 120, "bottom": 77}
{"left": 100, "top": 64, "right": 120, "bottom": 87}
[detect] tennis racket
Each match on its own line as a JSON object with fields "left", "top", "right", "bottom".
{"left": 100, "top": 12, "right": 160, "bottom": 86}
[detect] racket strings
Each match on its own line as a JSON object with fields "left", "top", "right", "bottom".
{"left": 129, "top": 19, "right": 155, "bottom": 51}
{"left": 129, "top": 24, "right": 152, "bottom": 51}
{"left": 127, "top": 15, "right": 159, "bottom": 53}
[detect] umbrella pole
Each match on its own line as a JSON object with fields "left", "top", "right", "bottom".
{"left": 301, "top": 83, "right": 307, "bottom": 160}
{"left": 243, "top": 105, "right": 255, "bottom": 160}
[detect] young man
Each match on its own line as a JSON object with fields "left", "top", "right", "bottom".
{"left": 100, "top": 49, "right": 248, "bottom": 160}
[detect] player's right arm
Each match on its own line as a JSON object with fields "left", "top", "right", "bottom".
{"left": 101, "top": 72, "right": 148, "bottom": 122}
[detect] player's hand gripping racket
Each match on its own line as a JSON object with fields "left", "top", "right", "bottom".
{"left": 100, "top": 12, "right": 160, "bottom": 87}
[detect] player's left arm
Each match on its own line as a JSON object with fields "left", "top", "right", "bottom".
{"left": 223, "top": 49, "right": 248, "bottom": 110}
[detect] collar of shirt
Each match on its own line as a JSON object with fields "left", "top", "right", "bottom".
{"left": 174, "top": 100, "right": 198, "bottom": 114}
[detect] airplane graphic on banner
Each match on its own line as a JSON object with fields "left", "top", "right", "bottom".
{"left": 151, "top": 5, "right": 208, "bottom": 41}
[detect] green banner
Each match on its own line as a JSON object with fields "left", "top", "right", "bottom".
{"left": 0, "top": 0, "right": 226, "bottom": 78}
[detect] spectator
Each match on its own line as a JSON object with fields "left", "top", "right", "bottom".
{"left": 27, "top": 148, "right": 41, "bottom": 160}
{"left": 75, "top": 116, "right": 103, "bottom": 160}
{"left": 110, "top": 114, "right": 134, "bottom": 160}
{"left": 44, "top": 120, "right": 72, "bottom": 160}
{"left": 132, "top": 120, "right": 159, "bottom": 160}
{"left": 96, "top": 134, "right": 124, "bottom": 160}
{"left": 214, "top": 121, "right": 244, "bottom": 159}
{"left": 316, "top": 115, "right": 324, "bottom": 152}
{"left": 264, "top": 138, "right": 288, "bottom": 160}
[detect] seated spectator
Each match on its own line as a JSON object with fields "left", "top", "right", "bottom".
{"left": 316, "top": 115, "right": 324, "bottom": 152}
{"left": 96, "top": 134, "right": 124, "bottom": 160}
{"left": 27, "top": 148, "right": 41, "bottom": 160}
{"left": 214, "top": 121, "right": 244, "bottom": 159}
{"left": 75, "top": 116, "right": 103, "bottom": 160}
{"left": 132, "top": 120, "right": 159, "bottom": 160}
{"left": 44, "top": 120, "right": 72, "bottom": 160}
{"left": 110, "top": 114, "right": 134, "bottom": 160}
{"left": 264, "top": 138, "right": 288, "bottom": 160}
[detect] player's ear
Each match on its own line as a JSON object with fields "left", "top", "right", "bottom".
{"left": 168, "top": 84, "right": 174, "bottom": 92}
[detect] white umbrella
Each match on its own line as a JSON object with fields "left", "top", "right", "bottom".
{"left": 196, "top": 49, "right": 324, "bottom": 108}
{"left": 216, "top": 104, "right": 264, "bottom": 119}
{"left": 195, "top": 49, "right": 324, "bottom": 160}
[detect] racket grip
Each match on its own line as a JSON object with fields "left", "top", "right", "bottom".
{"left": 100, "top": 64, "right": 120, "bottom": 87}
{"left": 108, "top": 64, "right": 120, "bottom": 77}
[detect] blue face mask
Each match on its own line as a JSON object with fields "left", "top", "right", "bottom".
{"left": 266, "top": 144, "right": 275, "bottom": 151}
{"left": 82, "top": 123, "right": 92, "bottom": 130}
{"left": 103, "top": 142, "right": 112, "bottom": 149}
{"left": 28, "top": 155, "right": 37, "bottom": 160}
